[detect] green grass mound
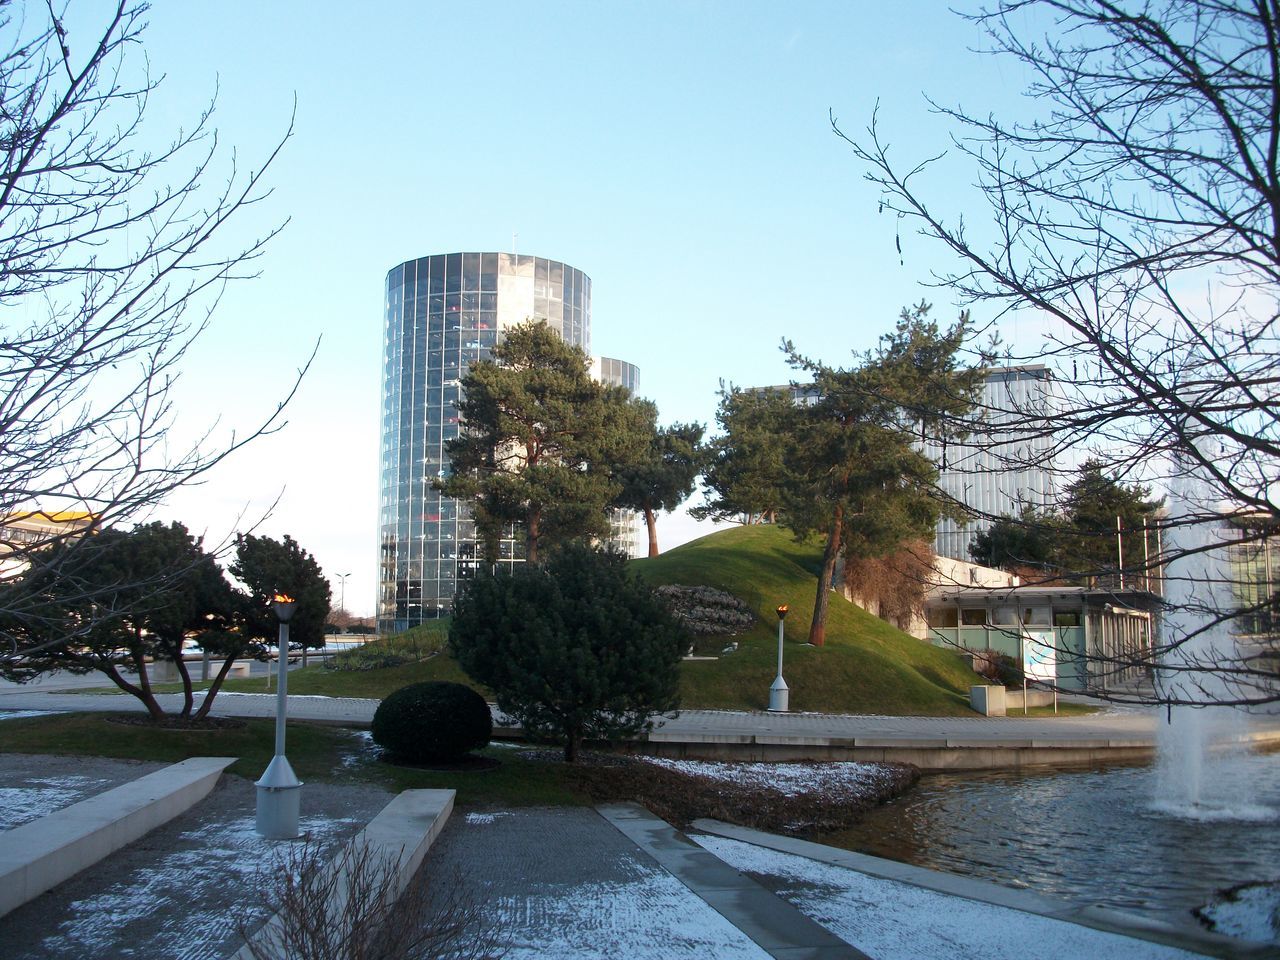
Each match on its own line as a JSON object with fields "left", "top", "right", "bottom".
{"left": 214, "top": 525, "right": 981, "bottom": 715}
{"left": 631, "top": 524, "right": 980, "bottom": 715}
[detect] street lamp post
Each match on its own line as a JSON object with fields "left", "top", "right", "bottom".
{"left": 769, "top": 604, "right": 790, "bottom": 713}
{"left": 337, "top": 572, "right": 351, "bottom": 616}
{"left": 256, "top": 593, "right": 302, "bottom": 839}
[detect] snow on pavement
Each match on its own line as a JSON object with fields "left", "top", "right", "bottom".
{"left": 24, "top": 814, "right": 357, "bottom": 960}
{"left": 426, "top": 806, "right": 773, "bottom": 960}
{"left": 0, "top": 775, "right": 113, "bottom": 831}
{"left": 695, "top": 835, "right": 1209, "bottom": 960}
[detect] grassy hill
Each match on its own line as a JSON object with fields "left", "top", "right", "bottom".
{"left": 631, "top": 524, "right": 978, "bottom": 715}
{"left": 212, "top": 525, "right": 982, "bottom": 715}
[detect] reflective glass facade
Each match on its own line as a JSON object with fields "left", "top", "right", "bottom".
{"left": 925, "top": 366, "right": 1059, "bottom": 561}
{"left": 379, "top": 253, "right": 606, "bottom": 633}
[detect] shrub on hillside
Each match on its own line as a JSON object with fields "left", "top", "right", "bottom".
{"left": 970, "top": 650, "right": 1024, "bottom": 688}
{"left": 654, "top": 584, "right": 754, "bottom": 636}
{"left": 371, "top": 681, "right": 492, "bottom": 763}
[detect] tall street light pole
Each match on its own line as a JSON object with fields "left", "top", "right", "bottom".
{"left": 337, "top": 572, "right": 351, "bottom": 616}
{"left": 769, "top": 604, "right": 790, "bottom": 713}
{"left": 256, "top": 593, "right": 302, "bottom": 839}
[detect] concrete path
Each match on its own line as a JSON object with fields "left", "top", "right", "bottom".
{"left": 0, "top": 684, "right": 1165, "bottom": 735}
{"left": 7, "top": 685, "right": 1280, "bottom": 762}
{"left": 600, "top": 802, "right": 869, "bottom": 959}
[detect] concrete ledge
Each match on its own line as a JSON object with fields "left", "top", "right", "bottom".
{"left": 0, "top": 756, "right": 235, "bottom": 918}
{"left": 236, "top": 788, "right": 455, "bottom": 960}
{"left": 692, "top": 819, "right": 1275, "bottom": 960}
{"left": 638, "top": 738, "right": 1161, "bottom": 770}
{"left": 599, "top": 802, "right": 870, "bottom": 960}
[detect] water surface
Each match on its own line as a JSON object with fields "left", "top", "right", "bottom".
{"left": 826, "top": 749, "right": 1280, "bottom": 926}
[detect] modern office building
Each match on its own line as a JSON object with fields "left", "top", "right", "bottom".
{"left": 927, "top": 365, "right": 1059, "bottom": 561}
{"left": 378, "top": 252, "right": 637, "bottom": 633}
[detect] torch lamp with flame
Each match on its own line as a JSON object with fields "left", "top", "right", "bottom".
{"left": 256, "top": 592, "right": 303, "bottom": 839}
{"left": 770, "top": 604, "right": 790, "bottom": 712}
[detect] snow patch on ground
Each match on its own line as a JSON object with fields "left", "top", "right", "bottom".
{"left": 339, "top": 728, "right": 378, "bottom": 767}
{"left": 0, "top": 775, "right": 111, "bottom": 831}
{"left": 695, "top": 835, "right": 1205, "bottom": 960}
{"left": 1198, "top": 882, "right": 1280, "bottom": 943}
{"left": 640, "top": 757, "right": 893, "bottom": 797}
{"left": 32, "top": 814, "right": 356, "bottom": 959}
{"left": 0, "top": 709, "right": 62, "bottom": 721}
{"left": 494, "top": 869, "right": 771, "bottom": 959}
{"left": 464, "top": 812, "right": 510, "bottom": 824}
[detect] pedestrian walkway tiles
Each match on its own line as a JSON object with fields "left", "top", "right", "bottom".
{"left": 0, "top": 777, "right": 388, "bottom": 960}
{"left": 426, "top": 807, "right": 772, "bottom": 959}
{"left": 694, "top": 835, "right": 1207, "bottom": 960}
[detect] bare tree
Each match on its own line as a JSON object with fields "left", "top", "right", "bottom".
{"left": 0, "top": 2, "right": 309, "bottom": 661}
{"left": 838, "top": 0, "right": 1280, "bottom": 704}
{"left": 239, "top": 839, "right": 502, "bottom": 960}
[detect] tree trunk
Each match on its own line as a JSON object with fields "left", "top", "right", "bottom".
{"left": 809, "top": 505, "right": 844, "bottom": 647}
{"left": 102, "top": 662, "right": 165, "bottom": 719}
{"left": 174, "top": 650, "right": 194, "bottom": 719}
{"left": 527, "top": 507, "right": 540, "bottom": 566}
{"left": 194, "top": 656, "right": 239, "bottom": 720}
{"left": 645, "top": 503, "right": 659, "bottom": 557}
{"left": 129, "top": 642, "right": 168, "bottom": 720}
{"left": 564, "top": 728, "right": 582, "bottom": 763}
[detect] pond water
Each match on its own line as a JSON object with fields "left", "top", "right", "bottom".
{"left": 825, "top": 748, "right": 1280, "bottom": 927}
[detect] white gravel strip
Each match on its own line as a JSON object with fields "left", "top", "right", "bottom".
{"left": 639, "top": 757, "right": 894, "bottom": 796}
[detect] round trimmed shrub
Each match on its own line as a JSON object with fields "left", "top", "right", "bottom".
{"left": 371, "top": 681, "right": 492, "bottom": 763}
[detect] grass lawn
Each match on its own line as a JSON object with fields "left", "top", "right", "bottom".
{"left": 0, "top": 712, "right": 587, "bottom": 808}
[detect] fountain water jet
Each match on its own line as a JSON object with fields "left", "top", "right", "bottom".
{"left": 1152, "top": 464, "right": 1272, "bottom": 821}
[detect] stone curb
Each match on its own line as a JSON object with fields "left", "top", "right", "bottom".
{"left": 690, "top": 819, "right": 1279, "bottom": 960}
{"left": 0, "top": 756, "right": 236, "bottom": 919}
{"left": 234, "top": 788, "right": 455, "bottom": 960}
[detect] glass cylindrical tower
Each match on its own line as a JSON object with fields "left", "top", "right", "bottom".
{"left": 378, "top": 253, "right": 592, "bottom": 633}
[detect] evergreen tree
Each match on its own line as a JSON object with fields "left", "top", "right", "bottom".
{"left": 449, "top": 544, "right": 684, "bottom": 761}
{"left": 1059, "top": 460, "right": 1164, "bottom": 585}
{"left": 783, "top": 304, "right": 984, "bottom": 645}
{"left": 231, "top": 533, "right": 331, "bottom": 653}
{"left": 969, "top": 507, "right": 1064, "bottom": 573}
{"left": 0, "top": 521, "right": 245, "bottom": 721}
{"left": 614, "top": 413, "right": 706, "bottom": 557}
{"left": 440, "top": 321, "right": 652, "bottom": 564}
{"left": 693, "top": 385, "right": 799, "bottom": 525}
{"left": 970, "top": 465, "right": 1163, "bottom": 587}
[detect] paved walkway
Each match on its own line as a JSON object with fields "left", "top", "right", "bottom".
{"left": 0, "top": 685, "right": 1153, "bottom": 735}
{"left": 4, "top": 679, "right": 1279, "bottom": 770}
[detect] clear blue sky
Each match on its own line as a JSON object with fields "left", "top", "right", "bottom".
{"left": 69, "top": 2, "right": 1048, "bottom": 615}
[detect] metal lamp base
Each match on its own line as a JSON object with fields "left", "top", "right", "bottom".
{"left": 255, "top": 755, "right": 303, "bottom": 839}
{"left": 769, "top": 677, "right": 790, "bottom": 713}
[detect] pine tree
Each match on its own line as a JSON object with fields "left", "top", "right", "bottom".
{"left": 231, "top": 533, "right": 331, "bottom": 653}
{"left": 441, "top": 321, "right": 652, "bottom": 564}
{"left": 449, "top": 544, "right": 684, "bottom": 761}
{"left": 783, "top": 304, "right": 985, "bottom": 645}
{"left": 613, "top": 415, "right": 706, "bottom": 557}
